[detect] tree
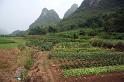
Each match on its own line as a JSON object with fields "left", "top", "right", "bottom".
{"left": 84, "top": 16, "right": 103, "bottom": 28}
{"left": 28, "top": 26, "right": 46, "bottom": 35}
{"left": 103, "top": 9, "right": 124, "bottom": 32}
{"left": 47, "top": 26, "right": 57, "bottom": 33}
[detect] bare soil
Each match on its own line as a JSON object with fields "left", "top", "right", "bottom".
{"left": 25, "top": 51, "right": 63, "bottom": 82}
{"left": 0, "top": 48, "right": 20, "bottom": 82}
{"left": 63, "top": 72, "right": 124, "bottom": 82}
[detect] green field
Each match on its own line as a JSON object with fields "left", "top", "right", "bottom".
{"left": 0, "top": 37, "right": 26, "bottom": 48}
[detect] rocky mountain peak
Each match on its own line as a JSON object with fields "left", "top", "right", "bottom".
{"left": 63, "top": 4, "right": 78, "bottom": 18}
{"left": 71, "top": 4, "right": 78, "bottom": 9}
{"left": 41, "top": 8, "right": 49, "bottom": 16}
{"left": 30, "top": 8, "right": 60, "bottom": 28}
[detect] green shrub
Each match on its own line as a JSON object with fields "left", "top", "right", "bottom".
{"left": 26, "top": 40, "right": 54, "bottom": 51}
{"left": 18, "top": 44, "right": 25, "bottom": 51}
{"left": 39, "top": 42, "right": 53, "bottom": 51}
{"left": 79, "top": 30, "right": 85, "bottom": 35}
{"left": 90, "top": 38, "right": 124, "bottom": 51}
{"left": 90, "top": 38, "right": 104, "bottom": 47}
{"left": 24, "top": 59, "right": 33, "bottom": 70}
{"left": 114, "top": 41, "right": 124, "bottom": 50}
{"left": 20, "top": 69, "right": 28, "bottom": 81}
{"left": 84, "top": 28, "right": 98, "bottom": 36}
{"left": 99, "top": 33, "right": 124, "bottom": 40}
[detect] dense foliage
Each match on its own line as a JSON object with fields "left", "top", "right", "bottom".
{"left": 26, "top": 40, "right": 53, "bottom": 51}
{"left": 28, "top": 26, "right": 47, "bottom": 35}
{"left": 103, "top": 9, "right": 124, "bottom": 32}
{"left": 90, "top": 38, "right": 124, "bottom": 51}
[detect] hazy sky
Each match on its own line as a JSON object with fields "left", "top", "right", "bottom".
{"left": 0, "top": 0, "right": 83, "bottom": 34}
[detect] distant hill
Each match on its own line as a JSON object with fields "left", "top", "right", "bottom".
{"left": 30, "top": 8, "right": 60, "bottom": 28}
{"left": 10, "top": 30, "right": 25, "bottom": 36}
{"left": 64, "top": 4, "right": 78, "bottom": 18}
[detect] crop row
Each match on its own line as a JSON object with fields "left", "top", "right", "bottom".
{"left": 52, "top": 50, "right": 123, "bottom": 59}
{"left": 26, "top": 37, "right": 86, "bottom": 50}
{"left": 63, "top": 65, "right": 124, "bottom": 77}
{"left": 55, "top": 42, "right": 91, "bottom": 48}
{"left": 52, "top": 50, "right": 124, "bottom": 69}
{"left": 52, "top": 47, "right": 111, "bottom": 53}
{"left": 40, "top": 35, "right": 84, "bottom": 43}
{"left": 26, "top": 40, "right": 53, "bottom": 51}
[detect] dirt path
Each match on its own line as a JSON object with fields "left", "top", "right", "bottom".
{"left": 26, "top": 51, "right": 58, "bottom": 82}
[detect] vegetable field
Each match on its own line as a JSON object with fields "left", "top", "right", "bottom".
{"left": 26, "top": 30, "right": 124, "bottom": 78}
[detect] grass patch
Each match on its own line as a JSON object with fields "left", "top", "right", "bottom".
{"left": 24, "top": 58, "right": 33, "bottom": 70}
{"left": 63, "top": 65, "right": 124, "bottom": 77}
{"left": 0, "top": 37, "right": 26, "bottom": 49}
{"left": 0, "top": 39, "right": 15, "bottom": 44}
{"left": 16, "top": 47, "right": 34, "bottom": 69}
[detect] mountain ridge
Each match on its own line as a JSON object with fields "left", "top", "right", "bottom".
{"left": 79, "top": 0, "right": 124, "bottom": 10}
{"left": 64, "top": 4, "right": 78, "bottom": 18}
{"left": 30, "top": 8, "right": 60, "bottom": 28}
{"left": 10, "top": 30, "right": 25, "bottom": 36}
